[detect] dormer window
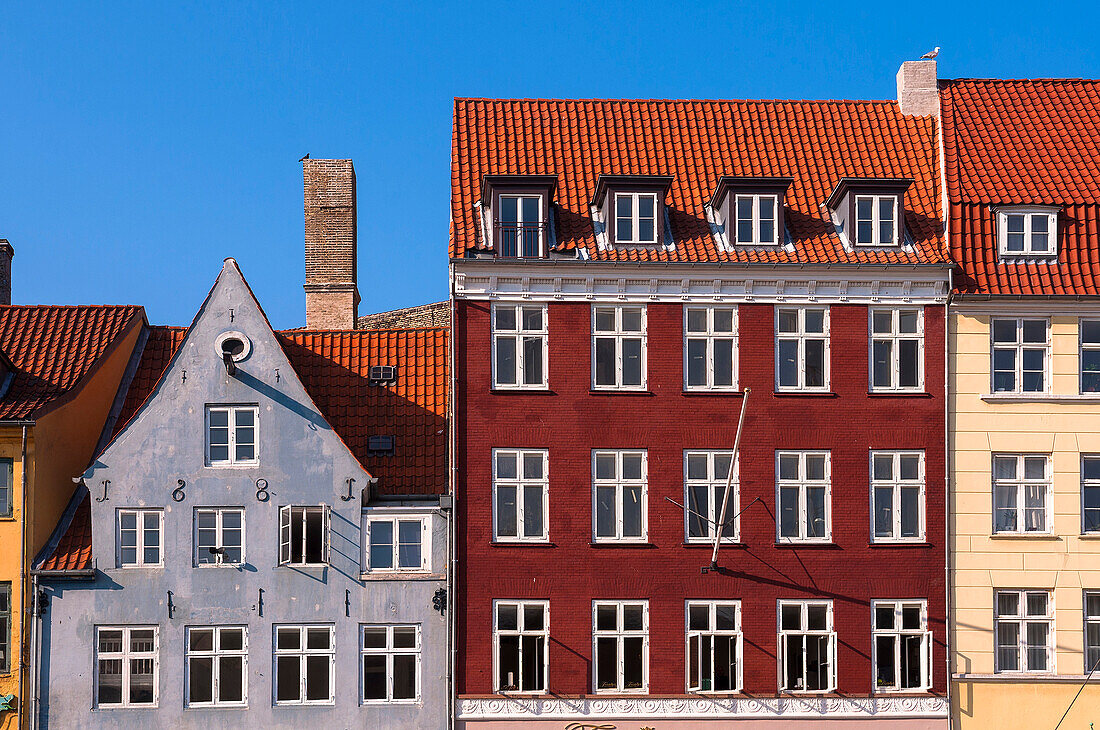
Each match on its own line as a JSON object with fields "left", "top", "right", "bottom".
{"left": 614, "top": 193, "right": 658, "bottom": 244}
{"left": 710, "top": 177, "right": 791, "bottom": 247}
{"left": 997, "top": 207, "right": 1058, "bottom": 257}
{"left": 825, "top": 178, "right": 911, "bottom": 248}
{"left": 481, "top": 175, "right": 557, "bottom": 259}
{"left": 854, "top": 195, "right": 897, "bottom": 246}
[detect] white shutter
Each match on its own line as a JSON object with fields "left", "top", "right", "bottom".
{"left": 278, "top": 506, "right": 291, "bottom": 565}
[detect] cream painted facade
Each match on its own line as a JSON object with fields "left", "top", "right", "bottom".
{"left": 951, "top": 306, "right": 1100, "bottom": 729}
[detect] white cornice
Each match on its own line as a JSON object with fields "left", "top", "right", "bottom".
{"left": 456, "top": 695, "right": 949, "bottom": 719}
{"left": 452, "top": 261, "right": 949, "bottom": 304}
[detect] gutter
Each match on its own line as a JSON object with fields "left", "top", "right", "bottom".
{"left": 29, "top": 569, "right": 95, "bottom": 579}
{"left": 447, "top": 266, "right": 458, "bottom": 730}
{"left": 451, "top": 258, "right": 955, "bottom": 271}
{"left": 17, "top": 426, "right": 27, "bottom": 729}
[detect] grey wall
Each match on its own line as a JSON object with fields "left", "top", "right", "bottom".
{"left": 38, "top": 261, "right": 449, "bottom": 729}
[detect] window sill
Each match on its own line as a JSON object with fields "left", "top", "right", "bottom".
{"left": 360, "top": 571, "right": 443, "bottom": 581}
{"left": 682, "top": 541, "right": 744, "bottom": 548}
{"left": 490, "top": 387, "right": 553, "bottom": 395}
{"left": 988, "top": 533, "right": 1060, "bottom": 540}
{"left": 681, "top": 389, "right": 745, "bottom": 396}
{"left": 867, "top": 391, "right": 932, "bottom": 398}
{"left": 772, "top": 390, "right": 837, "bottom": 398}
{"left": 1076, "top": 533, "right": 1100, "bottom": 539}
{"left": 868, "top": 541, "right": 932, "bottom": 547}
{"left": 491, "top": 540, "right": 556, "bottom": 547}
{"left": 589, "top": 541, "right": 657, "bottom": 548}
{"left": 774, "top": 541, "right": 837, "bottom": 548}
{"left": 589, "top": 389, "right": 654, "bottom": 396}
{"left": 954, "top": 672, "right": 1083, "bottom": 682}
{"left": 980, "top": 393, "right": 1100, "bottom": 403}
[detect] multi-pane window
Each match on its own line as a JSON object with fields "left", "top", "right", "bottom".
{"left": 776, "top": 307, "right": 829, "bottom": 390}
{"left": 998, "top": 209, "right": 1056, "bottom": 257}
{"left": 1083, "top": 456, "right": 1100, "bottom": 533}
{"left": 492, "top": 304, "right": 548, "bottom": 389}
{"left": 779, "top": 601, "right": 836, "bottom": 692}
{"left": 993, "top": 455, "right": 1050, "bottom": 534}
{"left": 593, "top": 601, "right": 648, "bottom": 693}
{"left": 854, "top": 195, "right": 897, "bottom": 245}
{"left": 734, "top": 194, "right": 778, "bottom": 245}
{"left": 278, "top": 506, "right": 329, "bottom": 566}
{"left": 872, "top": 451, "right": 925, "bottom": 542}
{"left": 684, "top": 451, "right": 737, "bottom": 543}
{"left": 872, "top": 601, "right": 931, "bottom": 691}
{"left": 1081, "top": 320, "right": 1100, "bottom": 393}
{"left": 593, "top": 450, "right": 647, "bottom": 542}
{"left": 0, "top": 584, "right": 9, "bottom": 674}
{"left": 614, "top": 192, "right": 659, "bottom": 245}
{"left": 494, "top": 601, "right": 548, "bottom": 693}
{"left": 194, "top": 508, "right": 243, "bottom": 565}
{"left": 117, "top": 509, "right": 163, "bottom": 567}
{"left": 274, "top": 625, "right": 335, "bottom": 705}
{"left": 777, "top": 451, "right": 830, "bottom": 542}
{"left": 684, "top": 307, "right": 737, "bottom": 390}
{"left": 593, "top": 306, "right": 646, "bottom": 389}
{"left": 361, "top": 625, "right": 420, "bottom": 703}
{"left": 1085, "top": 592, "right": 1100, "bottom": 673}
{"left": 95, "top": 626, "right": 158, "bottom": 708}
{"left": 991, "top": 318, "right": 1048, "bottom": 393}
{"left": 497, "top": 195, "right": 543, "bottom": 258}
{"left": 493, "top": 449, "right": 548, "bottom": 542}
{"left": 185, "top": 626, "right": 246, "bottom": 707}
{"left": 686, "top": 601, "right": 741, "bottom": 693}
{"left": 870, "top": 308, "right": 923, "bottom": 391}
{"left": 365, "top": 514, "right": 428, "bottom": 572}
{"left": 206, "top": 405, "right": 257, "bottom": 466}
{"left": 0, "top": 459, "right": 11, "bottom": 518}
{"left": 995, "top": 591, "right": 1053, "bottom": 673}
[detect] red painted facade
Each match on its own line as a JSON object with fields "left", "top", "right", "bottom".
{"left": 455, "top": 298, "right": 947, "bottom": 698}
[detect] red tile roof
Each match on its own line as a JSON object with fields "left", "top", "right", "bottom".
{"left": 0, "top": 305, "right": 144, "bottom": 420}
{"left": 451, "top": 98, "right": 947, "bottom": 264}
{"left": 111, "top": 326, "right": 187, "bottom": 438}
{"left": 941, "top": 79, "right": 1100, "bottom": 295}
{"left": 36, "top": 489, "right": 92, "bottom": 572}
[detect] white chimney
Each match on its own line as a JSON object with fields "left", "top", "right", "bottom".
{"left": 896, "top": 60, "right": 939, "bottom": 117}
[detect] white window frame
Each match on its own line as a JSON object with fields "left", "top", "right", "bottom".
{"left": 205, "top": 404, "right": 259, "bottom": 466}
{"left": 1080, "top": 319, "right": 1100, "bottom": 394}
{"left": 994, "top": 590, "right": 1054, "bottom": 674}
{"left": 117, "top": 509, "right": 164, "bottom": 568}
{"left": 992, "top": 454, "right": 1051, "bottom": 535}
{"left": 496, "top": 194, "right": 544, "bottom": 258}
{"left": 733, "top": 193, "right": 779, "bottom": 245}
{"left": 853, "top": 194, "right": 899, "bottom": 246}
{"left": 869, "top": 307, "right": 924, "bottom": 392}
{"left": 870, "top": 451, "right": 926, "bottom": 543}
{"left": 273, "top": 624, "right": 336, "bottom": 705}
{"left": 0, "top": 583, "right": 9, "bottom": 675}
{"left": 991, "top": 318, "right": 1050, "bottom": 394}
{"left": 592, "top": 450, "right": 648, "bottom": 543}
{"left": 684, "top": 451, "right": 739, "bottom": 544}
{"left": 613, "top": 192, "right": 659, "bottom": 245}
{"left": 184, "top": 626, "right": 248, "bottom": 708}
{"left": 359, "top": 624, "right": 421, "bottom": 704}
{"left": 1083, "top": 455, "right": 1100, "bottom": 534}
{"left": 278, "top": 505, "right": 330, "bottom": 567}
{"left": 592, "top": 305, "right": 647, "bottom": 390}
{"left": 777, "top": 600, "right": 836, "bottom": 693}
{"left": 776, "top": 451, "right": 831, "bottom": 543}
{"left": 997, "top": 207, "right": 1058, "bottom": 257}
{"left": 492, "top": 449, "right": 549, "bottom": 542}
{"left": 491, "top": 303, "right": 549, "bottom": 389}
{"left": 775, "top": 307, "right": 830, "bottom": 391}
{"left": 94, "top": 626, "right": 159, "bottom": 708}
{"left": 493, "top": 600, "right": 549, "bottom": 693}
{"left": 684, "top": 306, "right": 738, "bottom": 391}
{"left": 685, "top": 600, "right": 742, "bottom": 693}
{"left": 592, "top": 600, "right": 649, "bottom": 693}
{"left": 871, "top": 600, "right": 931, "bottom": 693}
{"left": 1085, "top": 591, "right": 1100, "bottom": 673}
{"left": 194, "top": 507, "right": 245, "bottom": 566}
{"left": 363, "top": 513, "right": 430, "bottom": 573}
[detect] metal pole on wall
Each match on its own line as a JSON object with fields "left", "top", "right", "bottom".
{"left": 710, "top": 388, "right": 750, "bottom": 571}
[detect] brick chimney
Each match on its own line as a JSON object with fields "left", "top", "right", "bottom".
{"left": 0, "top": 240, "right": 14, "bottom": 306}
{"left": 897, "top": 60, "right": 939, "bottom": 116}
{"left": 303, "top": 159, "right": 360, "bottom": 329}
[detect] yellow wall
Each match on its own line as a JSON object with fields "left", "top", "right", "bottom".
{"left": 951, "top": 309, "right": 1100, "bottom": 728}
{"left": 0, "top": 320, "right": 140, "bottom": 730}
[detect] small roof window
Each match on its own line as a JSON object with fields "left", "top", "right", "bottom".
{"left": 996, "top": 206, "right": 1059, "bottom": 258}
{"left": 825, "top": 178, "right": 912, "bottom": 248}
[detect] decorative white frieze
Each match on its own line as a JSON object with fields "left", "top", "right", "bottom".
{"left": 456, "top": 695, "right": 949, "bottom": 719}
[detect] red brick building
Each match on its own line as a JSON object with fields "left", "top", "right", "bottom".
{"left": 452, "top": 62, "right": 951, "bottom": 728}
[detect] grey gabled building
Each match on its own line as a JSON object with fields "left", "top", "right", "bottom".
{"left": 30, "top": 162, "right": 452, "bottom": 729}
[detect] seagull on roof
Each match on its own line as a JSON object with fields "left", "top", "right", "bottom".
{"left": 920, "top": 47, "right": 940, "bottom": 59}
{"left": 299, "top": 153, "right": 310, "bottom": 162}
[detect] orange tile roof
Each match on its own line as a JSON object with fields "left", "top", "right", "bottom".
{"left": 111, "top": 326, "right": 187, "bottom": 438}
{"left": 36, "top": 489, "right": 92, "bottom": 572}
{"left": 941, "top": 79, "right": 1100, "bottom": 295}
{"left": 451, "top": 98, "right": 947, "bottom": 264}
{"left": 0, "top": 305, "right": 143, "bottom": 420}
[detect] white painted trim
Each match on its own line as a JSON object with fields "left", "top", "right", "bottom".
{"left": 455, "top": 695, "right": 949, "bottom": 719}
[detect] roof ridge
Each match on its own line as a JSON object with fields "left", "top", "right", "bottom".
{"left": 453, "top": 97, "right": 900, "bottom": 106}
{"left": 281, "top": 326, "right": 448, "bottom": 335}
{"left": 0, "top": 303, "right": 143, "bottom": 311}
{"left": 943, "top": 77, "right": 1100, "bottom": 84}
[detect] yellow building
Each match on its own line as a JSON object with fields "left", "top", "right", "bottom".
{"left": 943, "top": 79, "right": 1100, "bottom": 727}
{"left": 0, "top": 301, "right": 143, "bottom": 729}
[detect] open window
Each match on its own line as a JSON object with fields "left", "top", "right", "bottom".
{"left": 709, "top": 177, "right": 792, "bottom": 247}
{"left": 278, "top": 506, "right": 329, "bottom": 566}
{"left": 590, "top": 175, "right": 672, "bottom": 247}
{"left": 481, "top": 175, "right": 556, "bottom": 258}
{"left": 826, "top": 178, "right": 911, "bottom": 247}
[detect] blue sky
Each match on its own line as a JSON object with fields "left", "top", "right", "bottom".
{"left": 3, "top": 2, "right": 1100, "bottom": 329}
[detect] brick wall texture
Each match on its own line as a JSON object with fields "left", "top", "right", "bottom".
{"left": 358, "top": 301, "right": 450, "bottom": 330}
{"left": 455, "top": 299, "right": 948, "bottom": 698}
